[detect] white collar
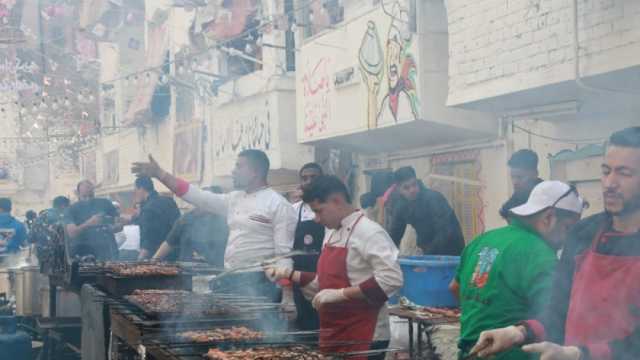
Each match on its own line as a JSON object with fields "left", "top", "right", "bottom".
{"left": 339, "top": 209, "right": 363, "bottom": 230}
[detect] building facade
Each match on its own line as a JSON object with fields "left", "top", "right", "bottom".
{"left": 0, "top": 0, "right": 638, "bottom": 239}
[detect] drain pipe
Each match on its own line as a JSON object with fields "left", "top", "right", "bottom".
{"left": 571, "top": 0, "right": 640, "bottom": 95}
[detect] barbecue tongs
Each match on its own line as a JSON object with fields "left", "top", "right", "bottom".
{"left": 207, "top": 250, "right": 318, "bottom": 283}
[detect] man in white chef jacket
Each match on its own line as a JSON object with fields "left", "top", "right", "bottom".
{"left": 266, "top": 175, "right": 403, "bottom": 360}
{"left": 132, "top": 149, "right": 296, "bottom": 303}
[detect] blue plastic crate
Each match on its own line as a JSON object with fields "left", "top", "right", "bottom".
{"left": 398, "top": 255, "right": 460, "bottom": 307}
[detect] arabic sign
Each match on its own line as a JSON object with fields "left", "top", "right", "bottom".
{"left": 0, "top": 57, "right": 41, "bottom": 94}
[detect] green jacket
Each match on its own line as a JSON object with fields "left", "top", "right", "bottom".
{"left": 456, "top": 220, "right": 557, "bottom": 360}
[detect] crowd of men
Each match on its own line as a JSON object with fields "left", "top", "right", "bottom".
{"left": 0, "top": 125, "right": 638, "bottom": 360}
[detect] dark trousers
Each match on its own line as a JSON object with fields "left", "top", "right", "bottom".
{"left": 368, "top": 340, "right": 390, "bottom": 360}
{"left": 293, "top": 285, "right": 320, "bottom": 331}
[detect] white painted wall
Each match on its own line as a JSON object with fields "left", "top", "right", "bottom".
{"left": 509, "top": 116, "right": 638, "bottom": 217}
{"left": 445, "top": 0, "right": 640, "bottom": 105}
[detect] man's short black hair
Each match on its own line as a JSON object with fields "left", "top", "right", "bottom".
{"left": 0, "top": 198, "right": 12, "bottom": 212}
{"left": 135, "top": 176, "right": 155, "bottom": 193}
{"left": 609, "top": 127, "right": 640, "bottom": 148}
{"left": 300, "top": 162, "right": 324, "bottom": 176}
{"left": 26, "top": 210, "right": 37, "bottom": 220}
{"left": 52, "top": 196, "right": 70, "bottom": 209}
{"left": 303, "top": 175, "right": 352, "bottom": 204}
{"left": 508, "top": 149, "right": 539, "bottom": 170}
{"left": 76, "top": 179, "right": 93, "bottom": 192}
{"left": 239, "top": 149, "right": 270, "bottom": 180}
{"left": 394, "top": 166, "right": 417, "bottom": 184}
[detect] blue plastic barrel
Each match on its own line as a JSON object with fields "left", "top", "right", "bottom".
{"left": 398, "top": 255, "right": 460, "bottom": 307}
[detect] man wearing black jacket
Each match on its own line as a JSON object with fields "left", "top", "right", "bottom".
{"left": 470, "top": 126, "right": 640, "bottom": 360}
{"left": 135, "top": 176, "right": 181, "bottom": 260}
{"left": 389, "top": 166, "right": 465, "bottom": 255}
{"left": 499, "top": 149, "right": 544, "bottom": 221}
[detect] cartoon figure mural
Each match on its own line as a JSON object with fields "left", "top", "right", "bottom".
{"left": 302, "top": 0, "right": 420, "bottom": 139}
{"left": 377, "top": 1, "right": 419, "bottom": 125}
{"left": 358, "top": 21, "right": 384, "bottom": 130}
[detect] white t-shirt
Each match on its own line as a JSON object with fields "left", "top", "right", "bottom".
{"left": 181, "top": 186, "right": 296, "bottom": 269}
{"left": 118, "top": 225, "right": 140, "bottom": 251}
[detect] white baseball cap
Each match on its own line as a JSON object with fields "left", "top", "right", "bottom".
{"left": 510, "top": 181, "right": 585, "bottom": 216}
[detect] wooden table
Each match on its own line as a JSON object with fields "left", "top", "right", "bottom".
{"left": 389, "top": 307, "right": 459, "bottom": 359}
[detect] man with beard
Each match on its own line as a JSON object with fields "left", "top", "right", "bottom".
{"left": 452, "top": 181, "right": 584, "bottom": 360}
{"left": 65, "top": 180, "right": 122, "bottom": 260}
{"left": 389, "top": 166, "right": 465, "bottom": 255}
{"left": 469, "top": 127, "right": 640, "bottom": 360}
{"left": 132, "top": 150, "right": 296, "bottom": 303}
{"left": 500, "top": 150, "right": 544, "bottom": 221}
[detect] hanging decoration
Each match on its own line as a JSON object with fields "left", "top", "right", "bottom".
{"left": 0, "top": 0, "right": 302, "bottom": 177}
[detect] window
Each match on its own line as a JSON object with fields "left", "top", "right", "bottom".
{"left": 101, "top": 97, "right": 118, "bottom": 133}
{"left": 175, "top": 85, "right": 195, "bottom": 125}
{"left": 80, "top": 151, "right": 97, "bottom": 184}
{"left": 302, "top": 0, "right": 345, "bottom": 38}
{"left": 429, "top": 151, "right": 485, "bottom": 243}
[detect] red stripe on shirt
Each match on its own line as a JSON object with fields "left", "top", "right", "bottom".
{"left": 359, "top": 276, "right": 388, "bottom": 304}
{"left": 175, "top": 178, "right": 190, "bottom": 197}
{"left": 524, "top": 319, "right": 546, "bottom": 342}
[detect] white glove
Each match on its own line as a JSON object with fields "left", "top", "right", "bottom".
{"left": 312, "top": 288, "right": 348, "bottom": 310}
{"left": 470, "top": 325, "right": 526, "bottom": 358}
{"left": 522, "top": 342, "right": 582, "bottom": 360}
{"left": 264, "top": 266, "right": 292, "bottom": 282}
{"left": 279, "top": 287, "right": 298, "bottom": 322}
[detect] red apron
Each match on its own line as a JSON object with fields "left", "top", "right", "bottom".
{"left": 317, "top": 214, "right": 381, "bottom": 360}
{"left": 565, "top": 228, "right": 640, "bottom": 348}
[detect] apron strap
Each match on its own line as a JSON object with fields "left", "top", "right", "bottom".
{"left": 324, "top": 213, "right": 365, "bottom": 249}
{"left": 344, "top": 214, "right": 365, "bottom": 248}
{"left": 297, "top": 203, "right": 304, "bottom": 224}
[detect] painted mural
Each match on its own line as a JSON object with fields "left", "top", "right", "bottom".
{"left": 301, "top": 57, "right": 332, "bottom": 138}
{"left": 213, "top": 99, "right": 272, "bottom": 161}
{"left": 362, "top": 0, "right": 419, "bottom": 126}
{"left": 377, "top": 2, "right": 419, "bottom": 124}
{"left": 299, "top": 0, "right": 420, "bottom": 141}
{"left": 359, "top": 21, "right": 385, "bottom": 129}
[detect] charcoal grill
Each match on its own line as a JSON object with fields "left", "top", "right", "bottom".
{"left": 108, "top": 295, "right": 265, "bottom": 351}
{"left": 97, "top": 272, "right": 193, "bottom": 297}
{"left": 107, "top": 294, "right": 398, "bottom": 360}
